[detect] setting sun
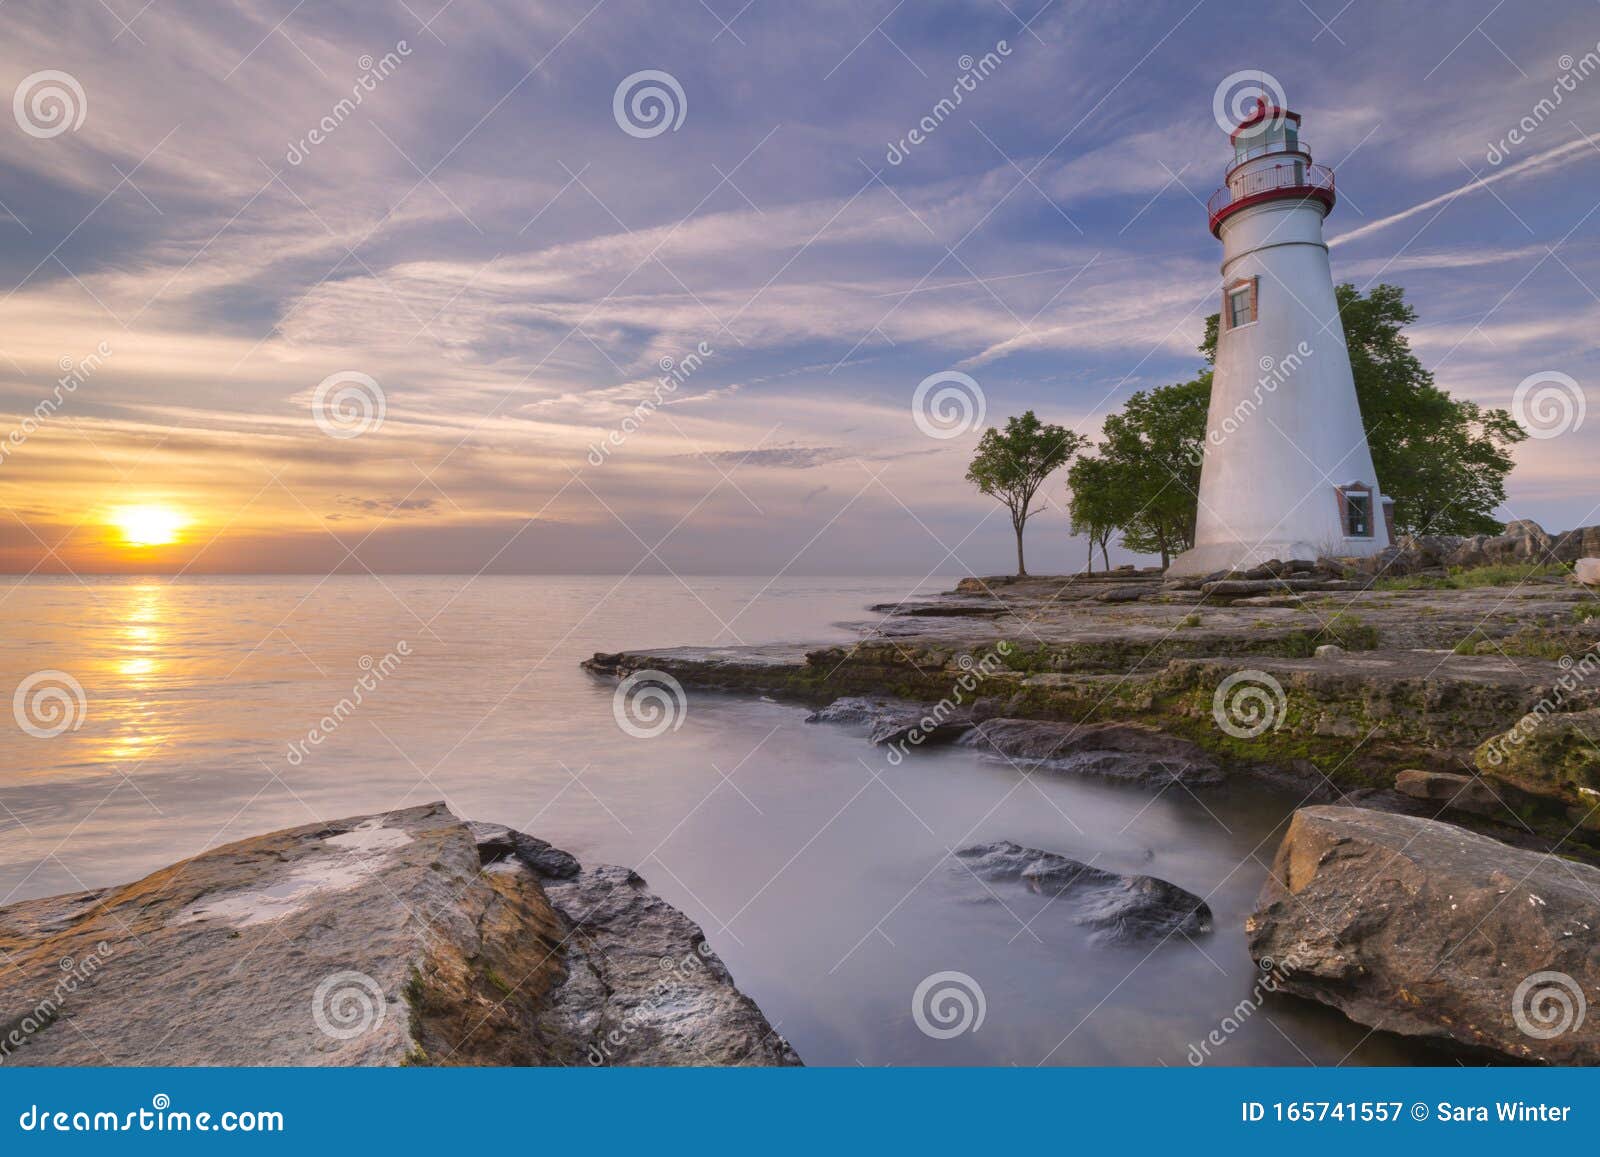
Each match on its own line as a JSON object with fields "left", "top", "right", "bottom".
{"left": 111, "top": 505, "right": 187, "bottom": 547}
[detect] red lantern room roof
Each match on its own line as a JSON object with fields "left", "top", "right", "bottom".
{"left": 1228, "top": 102, "right": 1302, "bottom": 144}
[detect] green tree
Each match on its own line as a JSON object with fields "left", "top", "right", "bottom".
{"left": 966, "top": 411, "right": 1087, "bottom": 577}
{"left": 1078, "top": 378, "right": 1211, "bottom": 568}
{"left": 1201, "top": 283, "right": 1523, "bottom": 536}
{"left": 1066, "top": 454, "right": 1118, "bottom": 572}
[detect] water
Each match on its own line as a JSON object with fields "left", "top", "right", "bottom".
{"left": 0, "top": 575, "right": 1429, "bottom": 1066}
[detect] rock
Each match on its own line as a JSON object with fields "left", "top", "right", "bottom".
{"left": 1553, "top": 526, "right": 1600, "bottom": 564}
{"left": 0, "top": 804, "right": 799, "bottom": 1067}
{"left": 1475, "top": 706, "right": 1600, "bottom": 810}
{"left": 805, "top": 696, "right": 973, "bottom": 748}
{"left": 1094, "top": 586, "right": 1145, "bottom": 602}
{"left": 1392, "top": 769, "right": 1504, "bottom": 818}
{"left": 1246, "top": 805, "right": 1600, "bottom": 1064}
{"left": 959, "top": 718, "right": 1223, "bottom": 786}
{"left": 1575, "top": 558, "right": 1600, "bottom": 586}
{"left": 955, "top": 841, "right": 1211, "bottom": 943}
{"left": 1314, "top": 644, "right": 1345, "bottom": 658}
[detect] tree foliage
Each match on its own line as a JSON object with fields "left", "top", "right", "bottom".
{"left": 966, "top": 411, "right": 1086, "bottom": 577}
{"left": 1067, "top": 378, "right": 1210, "bottom": 568}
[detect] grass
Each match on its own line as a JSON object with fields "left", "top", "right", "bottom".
{"left": 1176, "top": 612, "right": 1202, "bottom": 629}
{"left": 1373, "top": 562, "right": 1573, "bottom": 591}
{"left": 1574, "top": 602, "right": 1600, "bottom": 623}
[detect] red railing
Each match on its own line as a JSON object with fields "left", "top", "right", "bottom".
{"left": 1207, "top": 162, "right": 1335, "bottom": 233}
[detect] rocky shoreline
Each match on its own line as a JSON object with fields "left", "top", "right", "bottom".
{"left": 0, "top": 803, "right": 799, "bottom": 1067}
{"left": 585, "top": 527, "right": 1600, "bottom": 1064}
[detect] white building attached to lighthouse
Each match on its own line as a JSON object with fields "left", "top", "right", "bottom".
{"left": 1169, "top": 100, "right": 1392, "bottom": 577}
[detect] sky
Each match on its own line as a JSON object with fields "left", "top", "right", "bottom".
{"left": 3, "top": 0, "right": 1600, "bottom": 576}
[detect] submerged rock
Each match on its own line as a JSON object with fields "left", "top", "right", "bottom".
{"left": 959, "top": 718, "right": 1223, "bottom": 786}
{"left": 805, "top": 695, "right": 975, "bottom": 748}
{"left": 1247, "top": 805, "right": 1600, "bottom": 1064}
{"left": 0, "top": 804, "right": 799, "bottom": 1067}
{"left": 955, "top": 841, "right": 1211, "bottom": 944}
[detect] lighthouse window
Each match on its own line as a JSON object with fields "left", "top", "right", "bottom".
{"left": 1226, "top": 279, "right": 1256, "bottom": 328}
{"left": 1340, "top": 489, "right": 1373, "bottom": 538}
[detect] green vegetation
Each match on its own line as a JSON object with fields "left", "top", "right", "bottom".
{"left": 1177, "top": 612, "right": 1203, "bottom": 628}
{"left": 1574, "top": 602, "right": 1600, "bottom": 623}
{"left": 966, "top": 411, "right": 1087, "bottom": 578}
{"left": 1373, "top": 562, "right": 1572, "bottom": 591}
{"left": 1066, "top": 379, "right": 1208, "bottom": 569}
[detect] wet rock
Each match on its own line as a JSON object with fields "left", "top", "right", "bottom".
{"left": 959, "top": 718, "right": 1223, "bottom": 786}
{"left": 805, "top": 696, "right": 974, "bottom": 748}
{"left": 955, "top": 841, "right": 1211, "bottom": 943}
{"left": 0, "top": 804, "right": 798, "bottom": 1067}
{"left": 1247, "top": 805, "right": 1600, "bottom": 1064}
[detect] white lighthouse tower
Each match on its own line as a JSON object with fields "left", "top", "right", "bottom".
{"left": 1169, "top": 99, "right": 1391, "bottom": 576}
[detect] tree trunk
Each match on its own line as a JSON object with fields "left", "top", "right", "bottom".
{"left": 1085, "top": 538, "right": 1093, "bottom": 573}
{"left": 1100, "top": 540, "right": 1110, "bottom": 571}
{"left": 1015, "top": 522, "right": 1027, "bottom": 578}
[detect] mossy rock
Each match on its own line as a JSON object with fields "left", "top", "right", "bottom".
{"left": 1476, "top": 707, "right": 1600, "bottom": 804}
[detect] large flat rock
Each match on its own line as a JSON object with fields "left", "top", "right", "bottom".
{"left": 1246, "top": 805, "right": 1600, "bottom": 1063}
{"left": 0, "top": 803, "right": 798, "bottom": 1067}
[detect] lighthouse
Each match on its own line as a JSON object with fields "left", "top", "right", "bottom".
{"left": 1169, "top": 100, "right": 1391, "bottom": 576}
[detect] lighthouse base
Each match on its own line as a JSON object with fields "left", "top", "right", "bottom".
{"left": 1166, "top": 537, "right": 1390, "bottom": 578}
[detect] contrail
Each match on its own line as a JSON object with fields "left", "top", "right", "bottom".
{"left": 1328, "top": 136, "right": 1595, "bottom": 247}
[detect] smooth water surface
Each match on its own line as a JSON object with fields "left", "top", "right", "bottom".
{"left": 0, "top": 575, "right": 1429, "bottom": 1065}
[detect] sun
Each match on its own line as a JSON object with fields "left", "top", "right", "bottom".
{"left": 111, "top": 505, "right": 186, "bottom": 547}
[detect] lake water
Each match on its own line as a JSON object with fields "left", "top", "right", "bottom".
{"left": 0, "top": 575, "right": 1433, "bottom": 1066}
